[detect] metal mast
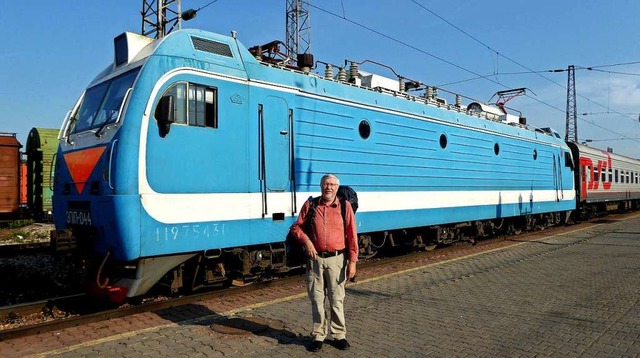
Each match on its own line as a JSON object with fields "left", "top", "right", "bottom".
{"left": 142, "top": 0, "right": 182, "bottom": 39}
{"left": 285, "top": 0, "right": 311, "bottom": 59}
{"left": 565, "top": 65, "right": 578, "bottom": 142}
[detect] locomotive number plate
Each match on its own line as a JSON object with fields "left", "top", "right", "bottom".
{"left": 66, "top": 210, "right": 92, "bottom": 226}
{"left": 66, "top": 201, "right": 92, "bottom": 226}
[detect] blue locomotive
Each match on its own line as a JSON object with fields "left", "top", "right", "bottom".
{"left": 52, "top": 29, "right": 577, "bottom": 302}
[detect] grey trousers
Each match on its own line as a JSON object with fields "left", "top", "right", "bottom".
{"left": 306, "top": 253, "right": 348, "bottom": 341}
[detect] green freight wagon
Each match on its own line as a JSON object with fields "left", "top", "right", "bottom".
{"left": 26, "top": 128, "right": 59, "bottom": 220}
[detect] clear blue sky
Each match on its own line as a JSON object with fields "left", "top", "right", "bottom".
{"left": 2, "top": 0, "right": 640, "bottom": 157}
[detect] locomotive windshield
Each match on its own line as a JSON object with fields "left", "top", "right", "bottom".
{"left": 69, "top": 68, "right": 140, "bottom": 134}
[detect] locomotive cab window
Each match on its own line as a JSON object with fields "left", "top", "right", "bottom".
{"left": 155, "top": 82, "right": 218, "bottom": 136}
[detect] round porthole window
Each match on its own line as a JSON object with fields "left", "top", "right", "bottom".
{"left": 494, "top": 143, "right": 500, "bottom": 155}
{"left": 359, "top": 120, "right": 371, "bottom": 139}
{"left": 439, "top": 134, "right": 448, "bottom": 149}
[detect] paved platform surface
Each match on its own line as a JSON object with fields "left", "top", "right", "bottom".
{"left": 3, "top": 215, "right": 640, "bottom": 357}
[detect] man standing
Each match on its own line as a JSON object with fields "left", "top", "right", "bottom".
{"left": 290, "top": 173, "right": 358, "bottom": 352}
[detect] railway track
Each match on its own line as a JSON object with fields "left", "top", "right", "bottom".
{"left": 0, "top": 241, "right": 50, "bottom": 257}
{"left": 0, "top": 212, "right": 634, "bottom": 342}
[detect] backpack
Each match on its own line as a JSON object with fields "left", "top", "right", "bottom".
{"left": 304, "top": 185, "right": 358, "bottom": 238}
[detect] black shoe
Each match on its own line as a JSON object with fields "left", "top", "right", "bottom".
{"left": 309, "top": 340, "right": 323, "bottom": 352}
{"left": 335, "top": 338, "right": 350, "bottom": 350}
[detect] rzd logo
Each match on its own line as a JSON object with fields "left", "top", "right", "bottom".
{"left": 579, "top": 151, "right": 612, "bottom": 198}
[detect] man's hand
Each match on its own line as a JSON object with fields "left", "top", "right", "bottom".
{"left": 305, "top": 240, "right": 317, "bottom": 260}
{"left": 347, "top": 261, "right": 356, "bottom": 280}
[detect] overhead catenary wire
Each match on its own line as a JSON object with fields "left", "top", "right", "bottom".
{"left": 309, "top": 2, "right": 640, "bottom": 145}
{"left": 308, "top": 3, "right": 565, "bottom": 114}
{"left": 408, "top": 0, "right": 640, "bottom": 143}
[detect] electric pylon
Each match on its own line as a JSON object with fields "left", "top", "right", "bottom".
{"left": 285, "top": 0, "right": 311, "bottom": 60}
{"left": 565, "top": 65, "right": 578, "bottom": 142}
{"left": 142, "top": 0, "right": 183, "bottom": 39}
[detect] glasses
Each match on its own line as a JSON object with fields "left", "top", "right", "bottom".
{"left": 322, "top": 183, "right": 338, "bottom": 188}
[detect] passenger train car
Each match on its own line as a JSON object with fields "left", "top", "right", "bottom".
{"left": 568, "top": 142, "right": 640, "bottom": 217}
{"left": 52, "top": 29, "right": 577, "bottom": 302}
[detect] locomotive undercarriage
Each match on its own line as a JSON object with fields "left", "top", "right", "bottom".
{"left": 52, "top": 210, "right": 572, "bottom": 300}
{"left": 157, "top": 241, "right": 307, "bottom": 294}
{"left": 357, "top": 211, "right": 571, "bottom": 259}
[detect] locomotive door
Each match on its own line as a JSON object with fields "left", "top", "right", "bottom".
{"left": 259, "top": 96, "right": 292, "bottom": 218}
{"left": 553, "top": 153, "right": 563, "bottom": 201}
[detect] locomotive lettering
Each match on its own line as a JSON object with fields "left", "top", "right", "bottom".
{"left": 155, "top": 223, "right": 226, "bottom": 241}
{"left": 66, "top": 210, "right": 92, "bottom": 226}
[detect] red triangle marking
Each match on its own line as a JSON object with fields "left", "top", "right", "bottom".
{"left": 63, "top": 146, "right": 107, "bottom": 194}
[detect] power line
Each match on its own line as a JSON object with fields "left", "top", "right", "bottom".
{"left": 588, "top": 68, "right": 640, "bottom": 77}
{"left": 308, "top": 3, "right": 565, "bottom": 114}
{"left": 408, "top": 0, "right": 640, "bottom": 140}
{"left": 310, "top": 2, "right": 640, "bottom": 145}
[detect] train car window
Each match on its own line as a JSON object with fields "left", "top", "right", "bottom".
{"left": 563, "top": 151, "right": 572, "bottom": 167}
{"left": 72, "top": 68, "right": 140, "bottom": 134}
{"left": 615, "top": 170, "right": 619, "bottom": 183}
{"left": 594, "top": 168, "right": 599, "bottom": 182}
{"left": 439, "top": 134, "right": 447, "bottom": 149}
{"left": 359, "top": 120, "right": 371, "bottom": 139}
{"left": 609, "top": 169, "right": 612, "bottom": 183}
{"left": 162, "top": 82, "right": 187, "bottom": 124}
{"left": 157, "top": 82, "right": 218, "bottom": 129}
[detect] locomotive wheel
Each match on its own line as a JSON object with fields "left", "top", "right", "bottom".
{"left": 424, "top": 243, "right": 437, "bottom": 251}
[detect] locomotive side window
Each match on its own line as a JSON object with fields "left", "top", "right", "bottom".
{"left": 563, "top": 151, "right": 572, "bottom": 167}
{"left": 439, "top": 134, "right": 447, "bottom": 149}
{"left": 162, "top": 82, "right": 187, "bottom": 124}
{"left": 156, "top": 82, "right": 218, "bottom": 129}
{"left": 189, "top": 84, "right": 218, "bottom": 128}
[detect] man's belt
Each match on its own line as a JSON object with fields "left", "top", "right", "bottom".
{"left": 317, "top": 250, "right": 344, "bottom": 258}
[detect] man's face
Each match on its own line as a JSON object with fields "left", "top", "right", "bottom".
{"left": 321, "top": 177, "right": 339, "bottom": 202}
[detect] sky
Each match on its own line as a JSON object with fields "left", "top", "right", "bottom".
{"left": 2, "top": 0, "right": 640, "bottom": 157}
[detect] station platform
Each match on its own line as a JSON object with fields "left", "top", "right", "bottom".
{"left": 2, "top": 214, "right": 640, "bottom": 357}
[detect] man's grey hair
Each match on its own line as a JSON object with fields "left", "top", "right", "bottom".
{"left": 320, "top": 173, "right": 340, "bottom": 185}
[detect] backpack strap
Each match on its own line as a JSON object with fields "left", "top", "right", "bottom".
{"left": 304, "top": 196, "right": 318, "bottom": 240}
{"left": 305, "top": 196, "right": 349, "bottom": 240}
{"left": 339, "top": 198, "right": 347, "bottom": 237}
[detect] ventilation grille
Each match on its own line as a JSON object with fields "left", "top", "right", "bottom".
{"left": 191, "top": 37, "right": 233, "bottom": 58}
